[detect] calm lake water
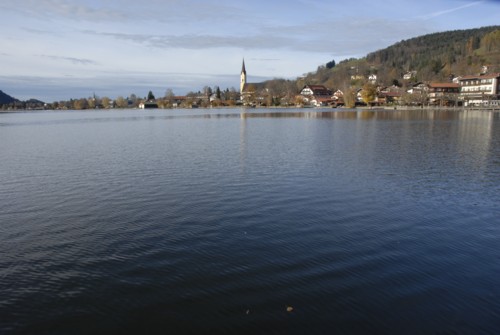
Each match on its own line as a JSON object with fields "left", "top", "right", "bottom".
{"left": 1, "top": 108, "right": 499, "bottom": 334}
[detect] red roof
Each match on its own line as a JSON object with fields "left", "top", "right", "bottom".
{"left": 308, "top": 85, "right": 327, "bottom": 90}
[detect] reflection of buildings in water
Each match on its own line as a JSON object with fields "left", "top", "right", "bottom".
{"left": 236, "top": 108, "right": 495, "bottom": 176}
{"left": 238, "top": 110, "right": 360, "bottom": 120}
{"left": 456, "top": 110, "right": 494, "bottom": 174}
{"left": 192, "top": 109, "right": 496, "bottom": 124}
{"left": 235, "top": 109, "right": 468, "bottom": 121}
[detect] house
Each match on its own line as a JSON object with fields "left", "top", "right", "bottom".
{"left": 139, "top": 100, "right": 158, "bottom": 109}
{"left": 333, "top": 89, "right": 343, "bottom": 98}
{"left": 171, "top": 96, "right": 187, "bottom": 108}
{"left": 332, "top": 90, "right": 344, "bottom": 105}
{"left": 300, "top": 85, "right": 333, "bottom": 96}
{"left": 311, "top": 96, "right": 334, "bottom": 107}
{"left": 356, "top": 88, "right": 364, "bottom": 103}
{"left": 407, "top": 82, "right": 428, "bottom": 94}
{"left": 298, "top": 85, "right": 334, "bottom": 107}
{"left": 458, "top": 72, "right": 500, "bottom": 106}
{"left": 403, "top": 71, "right": 417, "bottom": 80}
{"left": 428, "top": 83, "right": 460, "bottom": 106}
{"left": 379, "top": 85, "right": 404, "bottom": 104}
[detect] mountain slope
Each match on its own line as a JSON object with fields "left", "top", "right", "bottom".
{"left": 302, "top": 26, "right": 500, "bottom": 89}
{"left": 0, "top": 90, "right": 18, "bottom": 105}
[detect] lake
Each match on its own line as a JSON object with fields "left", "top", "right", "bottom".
{"left": 1, "top": 108, "right": 499, "bottom": 334}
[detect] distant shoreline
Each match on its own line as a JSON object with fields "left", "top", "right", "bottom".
{"left": 1, "top": 105, "right": 499, "bottom": 114}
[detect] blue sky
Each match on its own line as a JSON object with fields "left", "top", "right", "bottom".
{"left": 0, "top": 0, "right": 499, "bottom": 101}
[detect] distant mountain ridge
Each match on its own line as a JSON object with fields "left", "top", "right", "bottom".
{"left": 0, "top": 91, "right": 47, "bottom": 110}
{"left": 0, "top": 90, "right": 18, "bottom": 105}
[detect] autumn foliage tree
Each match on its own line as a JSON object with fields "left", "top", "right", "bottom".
{"left": 361, "top": 82, "right": 377, "bottom": 106}
{"left": 481, "top": 29, "right": 500, "bottom": 52}
{"left": 343, "top": 88, "right": 357, "bottom": 108}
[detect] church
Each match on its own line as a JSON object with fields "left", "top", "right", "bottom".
{"left": 240, "top": 59, "right": 265, "bottom": 102}
{"left": 240, "top": 58, "right": 247, "bottom": 94}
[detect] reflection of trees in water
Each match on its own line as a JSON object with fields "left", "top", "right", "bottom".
{"left": 236, "top": 109, "right": 486, "bottom": 121}
{"left": 179, "top": 109, "right": 494, "bottom": 124}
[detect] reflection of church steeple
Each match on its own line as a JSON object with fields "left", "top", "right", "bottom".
{"left": 240, "top": 58, "right": 247, "bottom": 94}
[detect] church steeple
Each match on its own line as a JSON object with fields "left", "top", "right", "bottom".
{"left": 241, "top": 59, "right": 246, "bottom": 75}
{"left": 240, "top": 58, "right": 247, "bottom": 94}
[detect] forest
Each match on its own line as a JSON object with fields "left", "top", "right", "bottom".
{"left": 297, "top": 26, "right": 500, "bottom": 91}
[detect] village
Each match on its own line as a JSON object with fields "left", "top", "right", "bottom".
{"left": 139, "top": 62, "right": 500, "bottom": 109}
{"left": 2, "top": 62, "right": 499, "bottom": 111}
{"left": 237, "top": 63, "right": 500, "bottom": 109}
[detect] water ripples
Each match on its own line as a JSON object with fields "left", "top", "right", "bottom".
{"left": 1, "top": 109, "right": 499, "bottom": 334}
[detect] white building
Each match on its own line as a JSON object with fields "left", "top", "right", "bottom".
{"left": 459, "top": 72, "right": 500, "bottom": 106}
{"left": 403, "top": 71, "right": 417, "bottom": 80}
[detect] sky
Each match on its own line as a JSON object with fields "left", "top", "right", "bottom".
{"left": 0, "top": 0, "right": 499, "bottom": 101}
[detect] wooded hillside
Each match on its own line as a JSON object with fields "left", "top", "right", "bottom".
{"left": 299, "top": 26, "right": 500, "bottom": 90}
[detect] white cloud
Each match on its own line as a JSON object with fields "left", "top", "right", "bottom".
{"left": 82, "top": 30, "right": 299, "bottom": 51}
{"left": 418, "top": 1, "right": 484, "bottom": 19}
{"left": 38, "top": 54, "right": 98, "bottom": 65}
{"left": 1, "top": 0, "right": 129, "bottom": 21}
{"left": 80, "top": 14, "right": 429, "bottom": 58}
{"left": 3, "top": 0, "right": 249, "bottom": 26}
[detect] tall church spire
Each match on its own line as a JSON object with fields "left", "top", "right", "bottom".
{"left": 240, "top": 58, "right": 247, "bottom": 94}
{"left": 241, "top": 58, "right": 246, "bottom": 75}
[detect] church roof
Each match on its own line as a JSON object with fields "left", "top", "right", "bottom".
{"left": 241, "top": 59, "right": 246, "bottom": 75}
{"left": 241, "top": 82, "right": 266, "bottom": 93}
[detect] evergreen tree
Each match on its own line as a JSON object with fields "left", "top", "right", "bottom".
{"left": 326, "top": 59, "right": 336, "bottom": 69}
{"left": 147, "top": 91, "right": 155, "bottom": 100}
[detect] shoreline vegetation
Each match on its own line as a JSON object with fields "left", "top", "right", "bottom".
{"left": 0, "top": 84, "right": 500, "bottom": 112}
{"left": 1, "top": 105, "right": 498, "bottom": 113}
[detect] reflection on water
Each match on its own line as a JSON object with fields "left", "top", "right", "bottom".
{"left": 0, "top": 108, "right": 499, "bottom": 334}
{"left": 1, "top": 107, "right": 497, "bottom": 124}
